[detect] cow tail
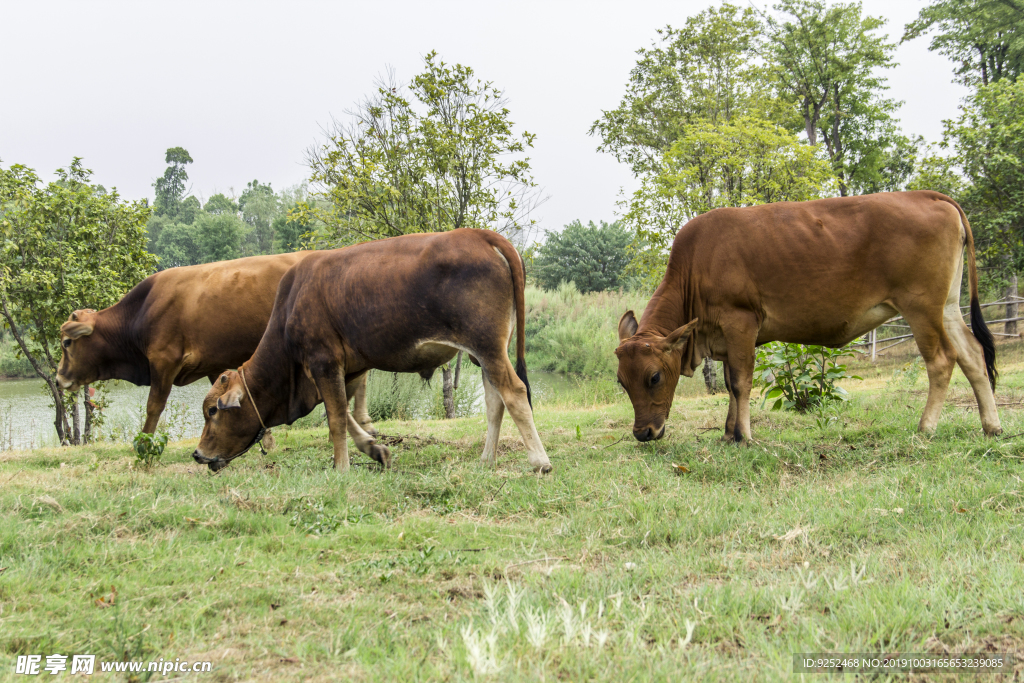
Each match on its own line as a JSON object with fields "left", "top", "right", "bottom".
{"left": 947, "top": 196, "right": 997, "bottom": 390}
{"left": 482, "top": 231, "right": 532, "bottom": 408}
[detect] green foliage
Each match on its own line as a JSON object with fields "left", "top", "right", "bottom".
{"left": 592, "top": 4, "right": 838, "bottom": 286}
{"left": 154, "top": 219, "right": 202, "bottom": 268}
{"left": 307, "top": 51, "right": 539, "bottom": 245}
{"left": 365, "top": 371, "right": 427, "bottom": 422}
{"left": 238, "top": 180, "right": 279, "bottom": 255}
{"left": 941, "top": 79, "right": 1024, "bottom": 278}
{"left": 195, "top": 211, "right": 245, "bottom": 263}
{"left": 903, "top": 0, "right": 1023, "bottom": 87}
{"left": 131, "top": 430, "right": 167, "bottom": 466}
{"left": 590, "top": 3, "right": 795, "bottom": 176}
{"left": 0, "top": 158, "right": 157, "bottom": 443}
{"left": 622, "top": 116, "right": 837, "bottom": 286}
{"left": 203, "top": 193, "right": 237, "bottom": 215}
{"left": 765, "top": 0, "right": 914, "bottom": 196}
{"left": 533, "top": 220, "right": 632, "bottom": 293}
{"left": 754, "top": 342, "right": 861, "bottom": 412}
{"left": 153, "top": 147, "right": 194, "bottom": 219}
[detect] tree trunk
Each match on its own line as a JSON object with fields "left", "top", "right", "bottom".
{"left": 1006, "top": 273, "right": 1018, "bottom": 335}
{"left": 453, "top": 350, "right": 463, "bottom": 390}
{"left": 69, "top": 390, "right": 81, "bottom": 446}
{"left": 442, "top": 363, "right": 456, "bottom": 419}
{"left": 702, "top": 358, "right": 717, "bottom": 394}
{"left": 84, "top": 384, "right": 94, "bottom": 444}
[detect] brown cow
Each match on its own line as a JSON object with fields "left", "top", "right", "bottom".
{"left": 615, "top": 191, "right": 1001, "bottom": 443}
{"left": 56, "top": 252, "right": 378, "bottom": 437}
{"left": 191, "top": 229, "right": 552, "bottom": 474}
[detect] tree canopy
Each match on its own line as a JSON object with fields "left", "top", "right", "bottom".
{"left": 533, "top": 220, "right": 633, "bottom": 293}
{"left": 0, "top": 159, "right": 156, "bottom": 444}
{"left": 306, "top": 52, "right": 541, "bottom": 247}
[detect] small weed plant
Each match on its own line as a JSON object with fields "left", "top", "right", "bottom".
{"left": 754, "top": 342, "right": 861, "bottom": 412}
{"left": 131, "top": 431, "right": 167, "bottom": 467}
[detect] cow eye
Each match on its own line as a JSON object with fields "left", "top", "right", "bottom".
{"left": 62, "top": 339, "right": 71, "bottom": 349}
{"left": 651, "top": 372, "right": 661, "bottom": 386}
{"left": 208, "top": 406, "right": 217, "bottom": 417}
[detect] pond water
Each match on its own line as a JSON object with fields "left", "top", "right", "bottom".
{"left": 0, "top": 370, "right": 578, "bottom": 451}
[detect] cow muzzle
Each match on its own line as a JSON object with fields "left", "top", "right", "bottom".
{"left": 192, "top": 450, "right": 229, "bottom": 472}
{"left": 633, "top": 425, "right": 666, "bottom": 442}
{"left": 56, "top": 374, "right": 76, "bottom": 391}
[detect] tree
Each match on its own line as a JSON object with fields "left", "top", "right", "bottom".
{"left": 903, "top": 0, "right": 1023, "bottom": 87}
{"left": 238, "top": 180, "right": 280, "bottom": 255}
{"left": 591, "top": 4, "right": 795, "bottom": 177}
{"left": 943, "top": 79, "right": 1024, "bottom": 281}
{"left": 533, "top": 220, "right": 633, "bottom": 293}
{"left": 622, "top": 116, "right": 837, "bottom": 285}
{"left": 0, "top": 159, "right": 156, "bottom": 444}
{"left": 153, "top": 147, "right": 194, "bottom": 218}
{"left": 307, "top": 52, "right": 543, "bottom": 417}
{"left": 764, "top": 0, "right": 915, "bottom": 195}
{"left": 195, "top": 211, "right": 244, "bottom": 263}
{"left": 154, "top": 220, "right": 202, "bottom": 269}
{"left": 204, "top": 193, "right": 238, "bottom": 215}
{"left": 307, "top": 52, "right": 542, "bottom": 246}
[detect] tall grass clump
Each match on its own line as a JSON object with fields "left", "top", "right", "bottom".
{"left": 524, "top": 282, "right": 649, "bottom": 377}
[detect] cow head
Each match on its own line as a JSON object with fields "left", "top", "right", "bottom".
{"left": 193, "top": 369, "right": 263, "bottom": 471}
{"left": 56, "top": 309, "right": 100, "bottom": 391}
{"left": 614, "top": 311, "right": 699, "bottom": 442}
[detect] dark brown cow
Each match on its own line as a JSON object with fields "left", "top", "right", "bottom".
{"left": 616, "top": 191, "right": 1001, "bottom": 443}
{"left": 192, "top": 228, "right": 552, "bottom": 474}
{"left": 56, "top": 252, "right": 377, "bottom": 437}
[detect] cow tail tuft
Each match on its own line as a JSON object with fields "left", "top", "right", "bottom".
{"left": 971, "top": 295, "right": 998, "bottom": 391}
{"left": 516, "top": 356, "right": 532, "bottom": 409}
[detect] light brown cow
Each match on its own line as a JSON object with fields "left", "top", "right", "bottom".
{"left": 57, "top": 253, "right": 377, "bottom": 437}
{"left": 616, "top": 191, "right": 1001, "bottom": 443}
{"left": 191, "top": 228, "right": 552, "bottom": 474}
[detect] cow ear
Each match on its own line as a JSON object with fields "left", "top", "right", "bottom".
{"left": 618, "top": 310, "right": 639, "bottom": 341}
{"left": 666, "top": 318, "right": 699, "bottom": 351}
{"left": 217, "top": 386, "right": 243, "bottom": 410}
{"left": 62, "top": 321, "right": 94, "bottom": 339}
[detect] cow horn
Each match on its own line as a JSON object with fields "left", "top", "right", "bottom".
{"left": 618, "top": 310, "right": 639, "bottom": 341}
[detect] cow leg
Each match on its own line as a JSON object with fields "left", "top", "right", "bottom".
{"left": 350, "top": 372, "right": 378, "bottom": 436}
{"left": 945, "top": 312, "right": 1001, "bottom": 435}
{"left": 314, "top": 366, "right": 354, "bottom": 472}
{"left": 142, "top": 371, "right": 175, "bottom": 433}
{"left": 482, "top": 358, "right": 552, "bottom": 473}
{"left": 344, "top": 375, "right": 390, "bottom": 466}
{"left": 479, "top": 374, "right": 506, "bottom": 468}
{"left": 902, "top": 308, "right": 958, "bottom": 434}
{"left": 722, "top": 318, "right": 758, "bottom": 442}
{"left": 721, "top": 363, "right": 739, "bottom": 441}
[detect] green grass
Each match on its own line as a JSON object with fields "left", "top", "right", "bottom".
{"left": 2, "top": 344, "right": 1024, "bottom": 681}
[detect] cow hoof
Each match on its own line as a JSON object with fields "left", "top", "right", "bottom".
{"left": 362, "top": 423, "right": 379, "bottom": 437}
{"left": 534, "top": 463, "right": 553, "bottom": 475}
{"left": 370, "top": 444, "right": 391, "bottom": 468}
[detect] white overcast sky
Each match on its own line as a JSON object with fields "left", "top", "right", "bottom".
{"left": 0, "top": 0, "right": 966, "bottom": 237}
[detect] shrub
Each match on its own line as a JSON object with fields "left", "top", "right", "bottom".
{"left": 754, "top": 343, "right": 861, "bottom": 412}
{"left": 132, "top": 431, "right": 168, "bottom": 466}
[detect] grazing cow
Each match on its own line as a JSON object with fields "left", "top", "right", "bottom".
{"left": 192, "top": 228, "right": 552, "bottom": 474}
{"left": 57, "top": 252, "right": 377, "bottom": 437}
{"left": 615, "top": 191, "right": 1001, "bottom": 443}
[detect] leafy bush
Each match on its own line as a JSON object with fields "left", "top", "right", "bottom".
{"left": 754, "top": 343, "right": 861, "bottom": 412}
{"left": 132, "top": 431, "right": 168, "bottom": 466}
{"left": 365, "top": 370, "right": 428, "bottom": 422}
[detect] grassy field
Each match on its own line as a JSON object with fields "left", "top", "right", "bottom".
{"left": 2, "top": 342, "right": 1024, "bottom": 681}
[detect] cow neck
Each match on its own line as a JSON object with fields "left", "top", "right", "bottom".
{"left": 237, "top": 358, "right": 285, "bottom": 430}
{"left": 637, "top": 275, "right": 689, "bottom": 338}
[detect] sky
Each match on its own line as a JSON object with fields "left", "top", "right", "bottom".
{"left": 0, "top": 0, "right": 968, "bottom": 237}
